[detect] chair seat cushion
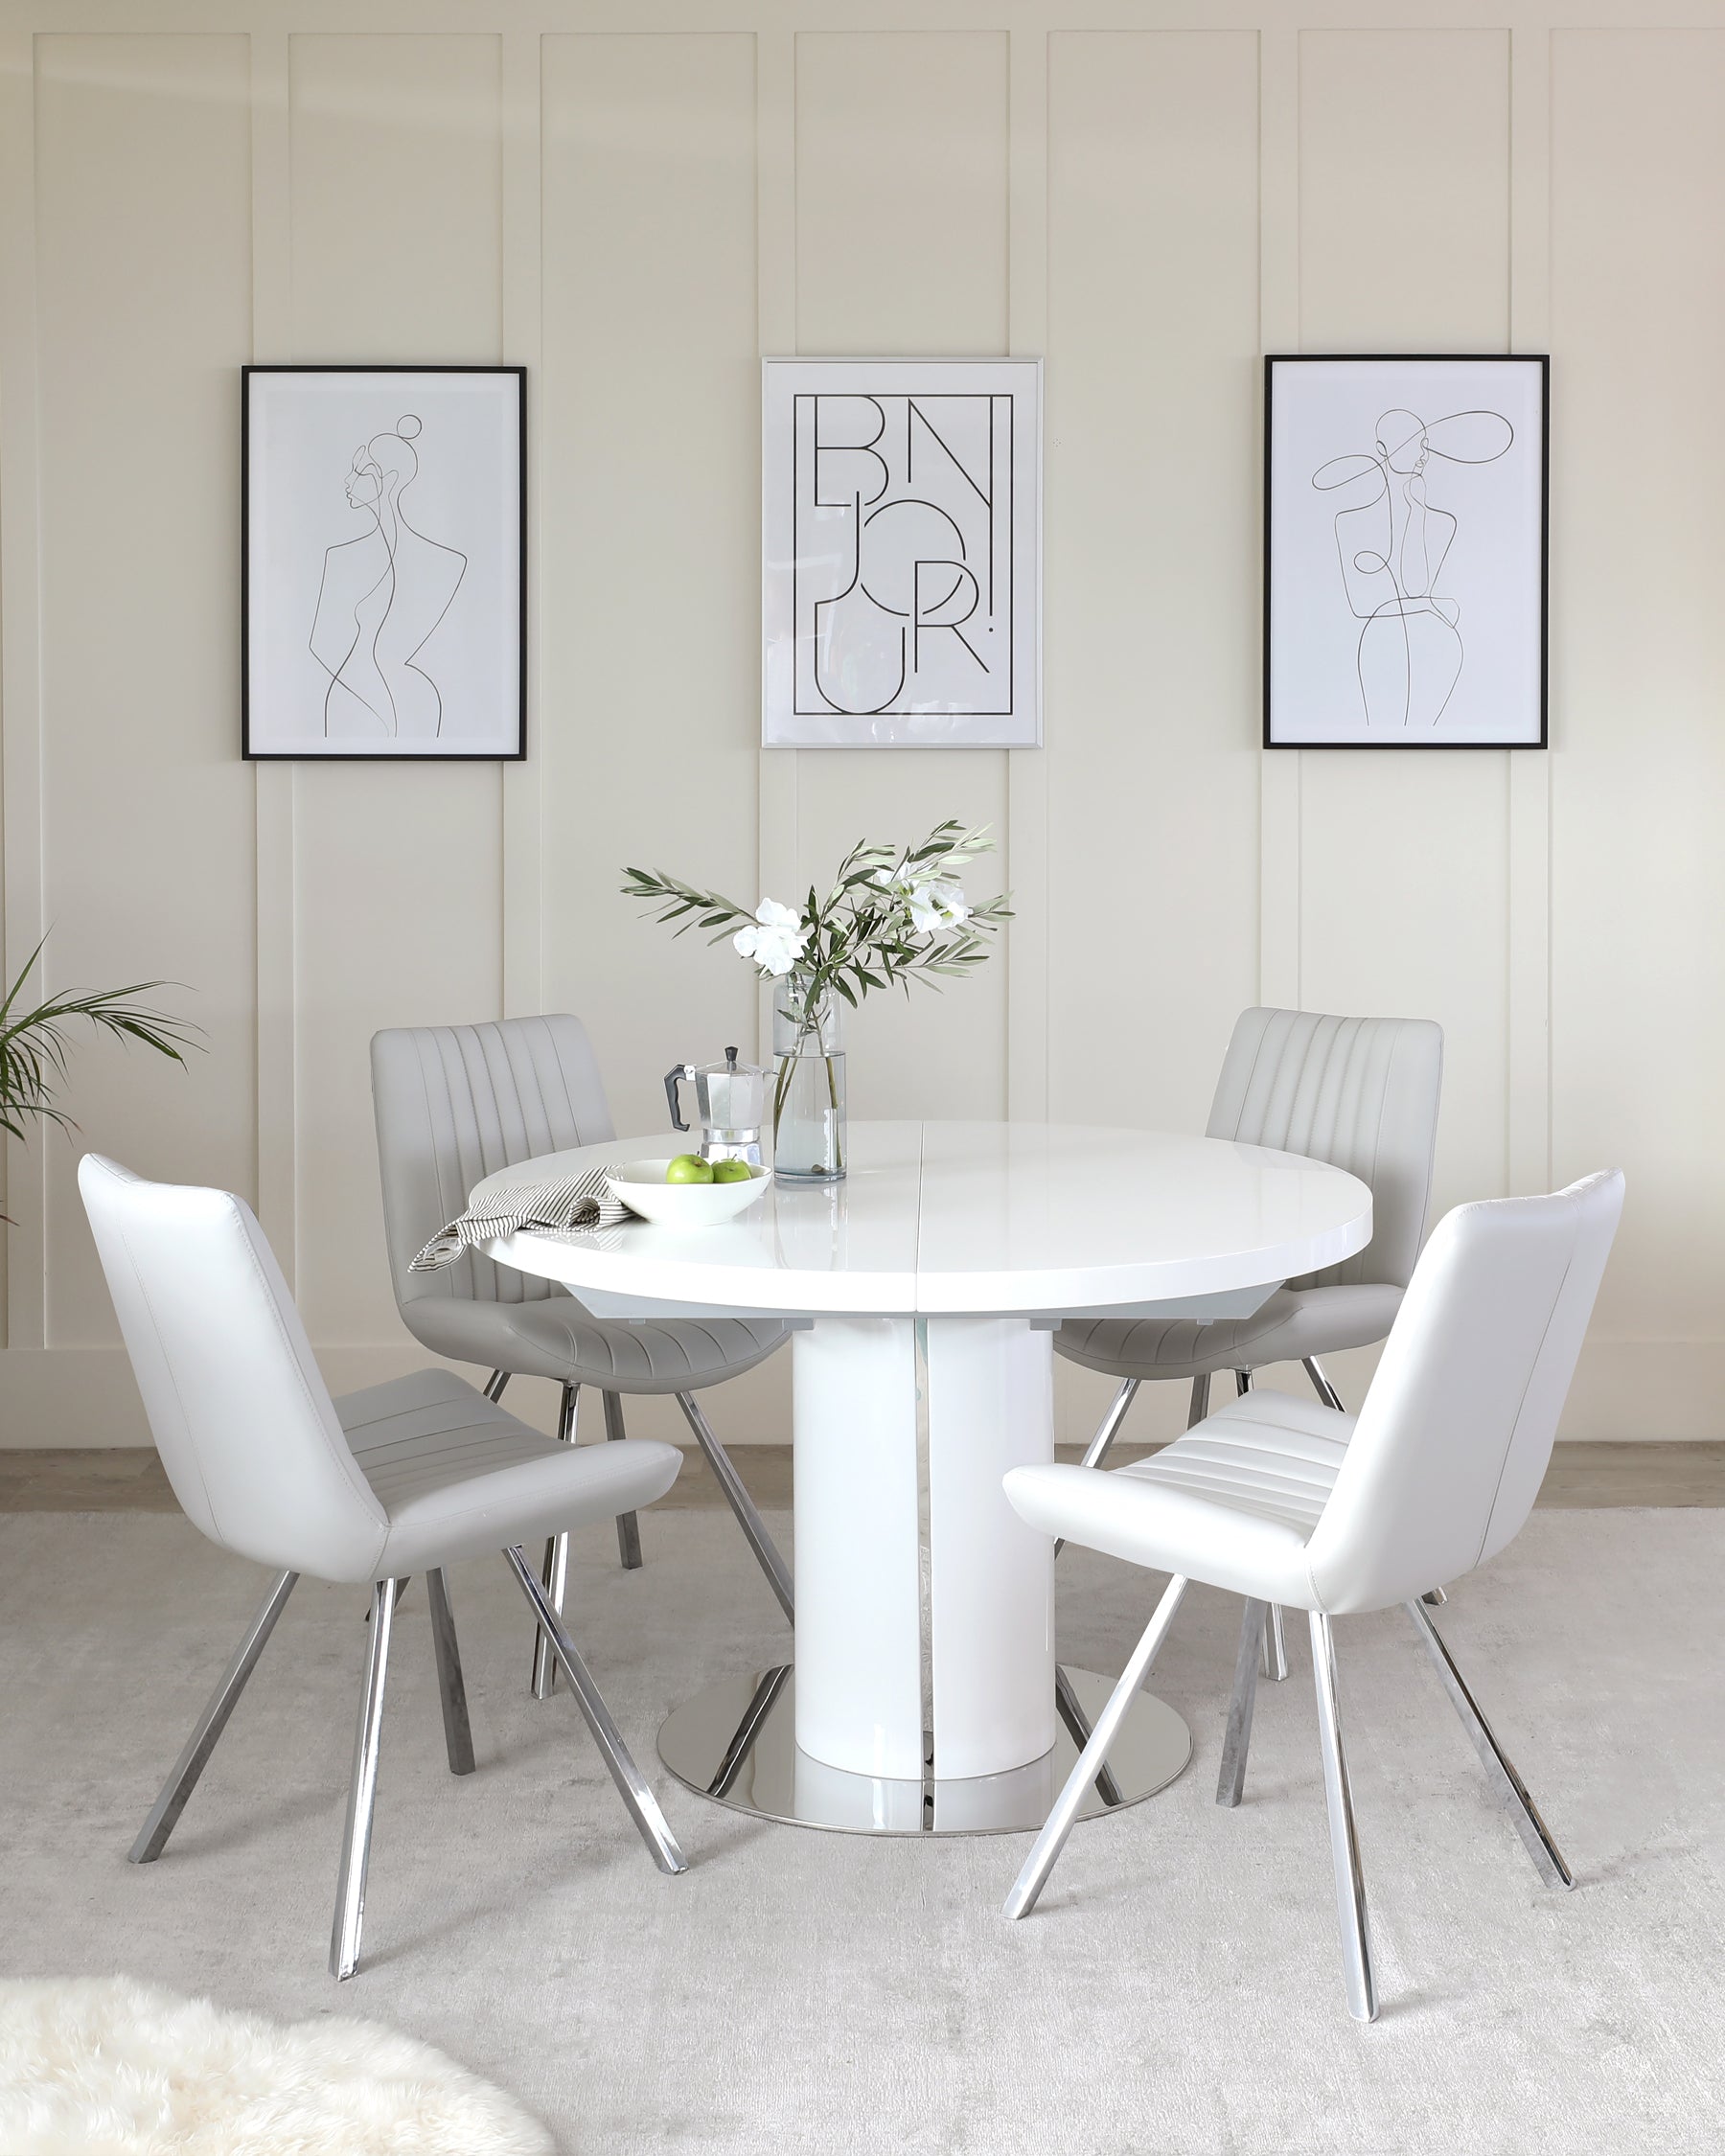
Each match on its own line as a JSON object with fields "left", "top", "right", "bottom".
{"left": 401, "top": 1293, "right": 790, "bottom": 1394}
{"left": 1003, "top": 1389, "right": 1357, "bottom": 1612}
{"left": 1053, "top": 1282, "right": 1402, "bottom": 1385}
{"left": 333, "top": 1368, "right": 681, "bottom": 1579}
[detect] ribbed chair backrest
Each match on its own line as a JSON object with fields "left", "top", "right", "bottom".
{"left": 1305, "top": 1172, "right": 1624, "bottom": 1615}
{"left": 1207, "top": 1008, "right": 1443, "bottom": 1292}
{"left": 371, "top": 1016, "right": 616, "bottom": 1317}
{"left": 79, "top": 1155, "right": 388, "bottom": 1581}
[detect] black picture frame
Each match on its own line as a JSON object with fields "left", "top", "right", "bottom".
{"left": 1263, "top": 354, "right": 1549, "bottom": 750}
{"left": 242, "top": 364, "right": 527, "bottom": 761}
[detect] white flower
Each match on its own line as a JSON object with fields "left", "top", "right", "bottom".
{"left": 732, "top": 897, "right": 810, "bottom": 977}
{"left": 871, "top": 861, "right": 973, "bottom": 936}
{"left": 906, "top": 879, "right": 972, "bottom": 938}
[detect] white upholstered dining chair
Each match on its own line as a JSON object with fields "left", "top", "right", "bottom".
{"left": 1003, "top": 1171, "right": 1624, "bottom": 2021}
{"left": 80, "top": 1153, "right": 690, "bottom": 1982}
{"left": 371, "top": 1017, "right": 794, "bottom": 1699}
{"left": 1055, "top": 1006, "right": 1443, "bottom": 1678}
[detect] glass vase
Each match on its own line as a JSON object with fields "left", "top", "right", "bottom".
{"left": 771, "top": 992, "right": 846, "bottom": 1183}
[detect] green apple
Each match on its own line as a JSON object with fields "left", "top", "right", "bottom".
{"left": 665, "top": 1154, "right": 714, "bottom": 1184}
{"left": 710, "top": 1159, "right": 754, "bottom": 1183}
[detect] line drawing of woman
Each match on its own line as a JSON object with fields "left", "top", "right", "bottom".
{"left": 1314, "top": 406, "right": 1513, "bottom": 728}
{"left": 308, "top": 415, "right": 467, "bottom": 739}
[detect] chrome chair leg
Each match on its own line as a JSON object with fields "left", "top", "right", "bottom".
{"left": 1003, "top": 1574, "right": 1188, "bottom": 1921}
{"left": 1237, "top": 1367, "right": 1291, "bottom": 1684}
{"left": 483, "top": 1368, "right": 510, "bottom": 1403}
{"left": 503, "top": 1546, "right": 687, "bottom": 1877}
{"left": 1216, "top": 1595, "right": 1266, "bottom": 1808}
{"left": 1405, "top": 1597, "right": 1573, "bottom": 1889}
{"left": 1053, "top": 1663, "right": 1124, "bottom": 1808}
{"left": 1262, "top": 1604, "right": 1289, "bottom": 1683}
{"left": 604, "top": 1391, "right": 645, "bottom": 1571}
{"left": 1310, "top": 1610, "right": 1377, "bottom": 2023}
{"left": 1082, "top": 1378, "right": 1141, "bottom": 1469}
{"left": 331, "top": 1578, "right": 398, "bottom": 1982}
{"left": 1054, "top": 1378, "right": 1141, "bottom": 1557}
{"left": 1187, "top": 1371, "right": 1211, "bottom": 1428}
{"left": 674, "top": 1391, "right": 794, "bottom": 1623}
{"left": 425, "top": 1568, "right": 475, "bottom": 1777}
{"left": 362, "top": 1576, "right": 410, "bottom": 1623}
{"left": 129, "top": 1569, "right": 298, "bottom": 1865}
{"left": 532, "top": 1384, "right": 581, "bottom": 1700}
{"left": 708, "top": 1664, "right": 793, "bottom": 1799}
{"left": 1302, "top": 1355, "right": 1346, "bottom": 1412}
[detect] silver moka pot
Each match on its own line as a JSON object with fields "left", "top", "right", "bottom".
{"left": 664, "top": 1045, "right": 770, "bottom": 1166}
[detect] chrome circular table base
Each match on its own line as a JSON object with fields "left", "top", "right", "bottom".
{"left": 658, "top": 1665, "right": 1191, "bottom": 1837}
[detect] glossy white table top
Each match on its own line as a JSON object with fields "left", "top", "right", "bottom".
{"left": 477, "top": 1120, "right": 1372, "bottom": 1319}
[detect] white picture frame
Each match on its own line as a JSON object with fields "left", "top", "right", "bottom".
{"left": 243, "top": 366, "right": 525, "bottom": 760}
{"left": 1265, "top": 355, "right": 1549, "bottom": 749}
{"left": 762, "top": 357, "right": 1042, "bottom": 748}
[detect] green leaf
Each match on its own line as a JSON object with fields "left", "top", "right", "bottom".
{"left": 0, "top": 939, "right": 201, "bottom": 1142}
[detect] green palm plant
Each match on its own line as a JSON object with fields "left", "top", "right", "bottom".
{"left": 0, "top": 939, "right": 198, "bottom": 1222}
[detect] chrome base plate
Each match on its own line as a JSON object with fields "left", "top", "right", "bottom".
{"left": 657, "top": 1665, "right": 1191, "bottom": 1837}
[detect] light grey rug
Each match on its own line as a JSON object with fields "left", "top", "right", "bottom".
{"left": 2, "top": 1505, "right": 1720, "bottom": 2155}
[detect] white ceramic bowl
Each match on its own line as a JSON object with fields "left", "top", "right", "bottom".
{"left": 606, "top": 1158, "right": 770, "bottom": 1227}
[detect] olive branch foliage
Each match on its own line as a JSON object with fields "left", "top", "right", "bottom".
{"left": 623, "top": 819, "right": 1011, "bottom": 1157}
{"left": 621, "top": 818, "right": 1012, "bottom": 1028}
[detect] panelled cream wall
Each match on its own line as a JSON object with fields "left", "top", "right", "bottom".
{"left": 2, "top": 2, "right": 1722, "bottom": 1449}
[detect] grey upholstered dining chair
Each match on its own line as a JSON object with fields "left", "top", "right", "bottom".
{"left": 80, "top": 1153, "right": 689, "bottom": 1983}
{"left": 372, "top": 1017, "right": 794, "bottom": 1699}
{"left": 1004, "top": 1171, "right": 1623, "bottom": 2021}
{"left": 1055, "top": 1007, "right": 1443, "bottom": 1678}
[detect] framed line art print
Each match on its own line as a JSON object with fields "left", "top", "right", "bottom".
{"left": 762, "top": 357, "right": 1042, "bottom": 747}
{"left": 1265, "top": 355, "right": 1549, "bottom": 748}
{"left": 242, "top": 365, "right": 525, "bottom": 759}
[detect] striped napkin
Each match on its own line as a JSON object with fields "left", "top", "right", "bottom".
{"left": 410, "top": 1164, "right": 632, "bottom": 1272}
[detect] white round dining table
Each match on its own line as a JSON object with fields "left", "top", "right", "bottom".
{"left": 478, "top": 1120, "right": 1371, "bottom": 1836}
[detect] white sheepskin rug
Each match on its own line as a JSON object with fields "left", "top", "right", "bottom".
{"left": 0, "top": 1977, "right": 555, "bottom": 2155}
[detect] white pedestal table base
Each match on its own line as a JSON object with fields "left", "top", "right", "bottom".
{"left": 658, "top": 1312, "right": 1193, "bottom": 1835}
{"left": 656, "top": 1664, "right": 1192, "bottom": 1836}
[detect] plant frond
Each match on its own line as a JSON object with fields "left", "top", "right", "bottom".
{"left": 0, "top": 945, "right": 200, "bottom": 1142}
